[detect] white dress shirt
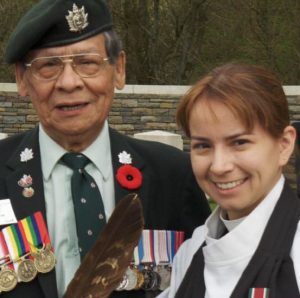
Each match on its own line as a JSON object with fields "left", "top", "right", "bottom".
{"left": 39, "top": 121, "right": 114, "bottom": 297}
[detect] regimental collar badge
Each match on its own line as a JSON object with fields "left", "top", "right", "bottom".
{"left": 65, "top": 3, "right": 89, "bottom": 33}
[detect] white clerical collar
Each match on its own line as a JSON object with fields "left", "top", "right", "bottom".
{"left": 219, "top": 210, "right": 246, "bottom": 233}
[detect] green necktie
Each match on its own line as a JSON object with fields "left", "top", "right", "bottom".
{"left": 61, "top": 153, "right": 106, "bottom": 259}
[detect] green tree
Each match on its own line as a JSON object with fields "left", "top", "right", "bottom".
{"left": 1, "top": 0, "right": 300, "bottom": 84}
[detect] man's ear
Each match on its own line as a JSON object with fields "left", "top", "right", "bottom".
{"left": 15, "top": 62, "right": 29, "bottom": 96}
{"left": 114, "top": 51, "right": 126, "bottom": 90}
{"left": 279, "top": 125, "right": 297, "bottom": 166}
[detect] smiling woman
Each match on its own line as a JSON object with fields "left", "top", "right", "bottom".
{"left": 158, "top": 63, "right": 300, "bottom": 298}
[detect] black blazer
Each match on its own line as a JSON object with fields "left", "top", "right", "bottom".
{"left": 0, "top": 127, "right": 211, "bottom": 298}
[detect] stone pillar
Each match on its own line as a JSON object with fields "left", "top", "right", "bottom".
{"left": 0, "top": 133, "right": 8, "bottom": 140}
{"left": 134, "top": 130, "right": 183, "bottom": 150}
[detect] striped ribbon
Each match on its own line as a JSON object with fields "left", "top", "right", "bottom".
{"left": 20, "top": 212, "right": 50, "bottom": 253}
{"left": 2, "top": 221, "right": 29, "bottom": 272}
{"left": 248, "top": 288, "right": 270, "bottom": 298}
{"left": 135, "top": 230, "right": 185, "bottom": 266}
{"left": 166, "top": 231, "right": 175, "bottom": 263}
{"left": 153, "top": 230, "right": 169, "bottom": 265}
{"left": 175, "top": 231, "right": 185, "bottom": 252}
{"left": 0, "top": 230, "right": 13, "bottom": 269}
{"left": 141, "top": 230, "right": 154, "bottom": 264}
{"left": 2, "top": 211, "right": 50, "bottom": 272}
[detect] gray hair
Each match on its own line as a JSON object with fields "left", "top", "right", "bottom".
{"left": 103, "top": 30, "right": 123, "bottom": 64}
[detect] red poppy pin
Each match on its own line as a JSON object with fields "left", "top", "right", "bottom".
{"left": 116, "top": 151, "right": 142, "bottom": 190}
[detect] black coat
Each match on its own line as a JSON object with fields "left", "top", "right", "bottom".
{"left": 0, "top": 127, "right": 211, "bottom": 298}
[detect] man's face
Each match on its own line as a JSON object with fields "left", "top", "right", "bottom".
{"left": 16, "top": 34, "right": 125, "bottom": 150}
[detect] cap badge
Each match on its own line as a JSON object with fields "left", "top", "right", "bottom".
{"left": 66, "top": 3, "right": 89, "bottom": 33}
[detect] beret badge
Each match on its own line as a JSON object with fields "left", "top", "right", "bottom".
{"left": 65, "top": 3, "right": 89, "bottom": 33}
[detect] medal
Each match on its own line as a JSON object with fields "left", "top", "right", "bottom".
{"left": 155, "top": 265, "right": 171, "bottom": 290}
{"left": 142, "top": 268, "right": 161, "bottom": 291}
{"left": 115, "top": 273, "right": 129, "bottom": 291}
{"left": 150, "top": 270, "right": 161, "bottom": 291}
{"left": 33, "top": 244, "right": 56, "bottom": 273}
{"left": 0, "top": 266, "right": 18, "bottom": 292}
{"left": 20, "top": 212, "right": 56, "bottom": 274}
{"left": 133, "top": 267, "right": 144, "bottom": 290}
{"left": 124, "top": 267, "right": 137, "bottom": 290}
{"left": 17, "top": 258, "right": 37, "bottom": 282}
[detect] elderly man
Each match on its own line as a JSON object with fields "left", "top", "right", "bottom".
{"left": 0, "top": 0, "right": 210, "bottom": 297}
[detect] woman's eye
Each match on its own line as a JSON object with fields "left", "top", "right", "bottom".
{"left": 233, "top": 139, "right": 249, "bottom": 146}
{"left": 192, "top": 142, "right": 210, "bottom": 150}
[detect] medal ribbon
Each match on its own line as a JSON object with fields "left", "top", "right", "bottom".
{"left": 166, "top": 230, "right": 176, "bottom": 263}
{"left": 2, "top": 223, "right": 29, "bottom": 272}
{"left": 248, "top": 288, "right": 269, "bottom": 298}
{"left": 153, "top": 230, "right": 159, "bottom": 265}
{"left": 133, "top": 246, "right": 140, "bottom": 266}
{"left": 175, "top": 231, "right": 185, "bottom": 253}
{"left": 141, "top": 230, "right": 154, "bottom": 264}
{"left": 153, "top": 230, "right": 169, "bottom": 265}
{"left": 0, "top": 231, "right": 13, "bottom": 269}
{"left": 158, "top": 230, "right": 169, "bottom": 264}
{"left": 135, "top": 229, "right": 185, "bottom": 266}
{"left": 20, "top": 212, "right": 51, "bottom": 253}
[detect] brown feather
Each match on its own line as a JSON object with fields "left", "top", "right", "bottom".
{"left": 64, "top": 193, "right": 144, "bottom": 298}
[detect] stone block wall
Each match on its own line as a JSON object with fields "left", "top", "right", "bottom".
{"left": 0, "top": 84, "right": 299, "bottom": 189}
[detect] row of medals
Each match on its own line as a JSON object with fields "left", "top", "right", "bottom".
{"left": 116, "top": 265, "right": 171, "bottom": 292}
{"left": 0, "top": 244, "right": 56, "bottom": 293}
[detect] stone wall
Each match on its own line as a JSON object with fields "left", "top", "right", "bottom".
{"left": 0, "top": 83, "right": 299, "bottom": 189}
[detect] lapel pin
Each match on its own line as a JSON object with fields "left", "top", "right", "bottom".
{"left": 20, "top": 148, "right": 34, "bottom": 162}
{"left": 22, "top": 187, "right": 35, "bottom": 198}
{"left": 18, "top": 174, "right": 33, "bottom": 188}
{"left": 116, "top": 151, "right": 142, "bottom": 190}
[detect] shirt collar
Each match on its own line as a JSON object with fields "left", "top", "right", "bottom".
{"left": 39, "top": 121, "right": 112, "bottom": 181}
{"left": 81, "top": 121, "right": 112, "bottom": 181}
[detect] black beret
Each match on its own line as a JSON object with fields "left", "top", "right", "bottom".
{"left": 5, "top": 0, "right": 113, "bottom": 64}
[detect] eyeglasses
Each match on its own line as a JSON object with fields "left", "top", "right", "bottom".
{"left": 24, "top": 53, "right": 110, "bottom": 81}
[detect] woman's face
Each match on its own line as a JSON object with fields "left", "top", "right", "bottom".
{"left": 189, "top": 99, "right": 295, "bottom": 220}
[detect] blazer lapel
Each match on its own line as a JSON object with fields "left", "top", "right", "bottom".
{"left": 109, "top": 128, "right": 152, "bottom": 215}
{"left": 5, "top": 127, "right": 58, "bottom": 298}
{"left": 5, "top": 128, "right": 46, "bottom": 219}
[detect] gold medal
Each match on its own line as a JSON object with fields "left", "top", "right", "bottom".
{"left": 17, "top": 258, "right": 37, "bottom": 282}
{"left": 33, "top": 245, "right": 56, "bottom": 273}
{"left": 133, "top": 268, "right": 144, "bottom": 290}
{"left": 0, "top": 266, "right": 18, "bottom": 292}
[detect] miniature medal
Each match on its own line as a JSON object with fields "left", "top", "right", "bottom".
{"left": 115, "top": 274, "right": 129, "bottom": 291}
{"left": 124, "top": 267, "right": 137, "bottom": 290}
{"left": 133, "top": 268, "right": 144, "bottom": 290}
{"left": 142, "top": 269, "right": 161, "bottom": 291}
{"left": 155, "top": 266, "right": 171, "bottom": 290}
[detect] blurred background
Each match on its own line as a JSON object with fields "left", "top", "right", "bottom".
{"left": 1, "top": 0, "right": 300, "bottom": 85}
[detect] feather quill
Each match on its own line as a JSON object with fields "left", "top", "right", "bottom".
{"left": 64, "top": 193, "right": 144, "bottom": 298}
